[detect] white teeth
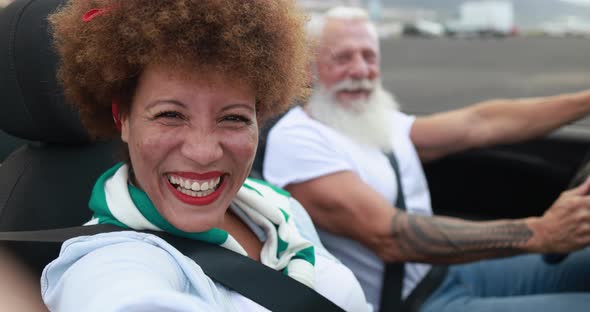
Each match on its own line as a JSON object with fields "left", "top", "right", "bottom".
{"left": 168, "top": 174, "right": 222, "bottom": 195}
{"left": 177, "top": 185, "right": 215, "bottom": 198}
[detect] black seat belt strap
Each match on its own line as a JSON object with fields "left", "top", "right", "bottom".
{"left": 380, "top": 152, "right": 448, "bottom": 312}
{"left": 0, "top": 224, "right": 344, "bottom": 312}
{"left": 380, "top": 151, "right": 406, "bottom": 312}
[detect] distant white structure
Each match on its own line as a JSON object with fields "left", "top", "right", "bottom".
{"left": 540, "top": 15, "right": 590, "bottom": 37}
{"left": 297, "top": 0, "right": 443, "bottom": 39}
{"left": 446, "top": 1, "right": 516, "bottom": 37}
{"left": 413, "top": 20, "right": 445, "bottom": 37}
{"left": 374, "top": 7, "right": 440, "bottom": 38}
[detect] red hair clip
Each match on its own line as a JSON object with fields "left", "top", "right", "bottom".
{"left": 111, "top": 100, "right": 122, "bottom": 131}
{"left": 82, "top": 7, "right": 112, "bottom": 22}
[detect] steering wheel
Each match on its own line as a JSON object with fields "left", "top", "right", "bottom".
{"left": 543, "top": 155, "right": 590, "bottom": 264}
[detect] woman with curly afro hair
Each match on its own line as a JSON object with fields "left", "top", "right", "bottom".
{"left": 41, "top": 1, "right": 370, "bottom": 311}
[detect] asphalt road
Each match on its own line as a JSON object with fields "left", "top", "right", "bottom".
{"left": 380, "top": 37, "right": 590, "bottom": 126}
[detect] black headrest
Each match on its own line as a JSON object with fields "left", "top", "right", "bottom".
{"left": 0, "top": 0, "right": 90, "bottom": 144}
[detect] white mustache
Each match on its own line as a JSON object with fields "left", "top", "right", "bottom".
{"left": 308, "top": 83, "right": 400, "bottom": 152}
{"left": 331, "top": 79, "right": 376, "bottom": 92}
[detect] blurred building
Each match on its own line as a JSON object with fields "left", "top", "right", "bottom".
{"left": 446, "top": 1, "right": 516, "bottom": 37}
{"left": 379, "top": 8, "right": 440, "bottom": 38}
{"left": 540, "top": 15, "right": 590, "bottom": 37}
{"left": 297, "top": 0, "right": 440, "bottom": 38}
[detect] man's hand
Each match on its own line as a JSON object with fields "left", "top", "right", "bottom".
{"left": 528, "top": 176, "right": 590, "bottom": 254}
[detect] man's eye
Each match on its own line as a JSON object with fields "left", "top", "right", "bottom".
{"left": 154, "top": 111, "right": 182, "bottom": 119}
{"left": 334, "top": 54, "right": 351, "bottom": 64}
{"left": 364, "top": 52, "right": 377, "bottom": 63}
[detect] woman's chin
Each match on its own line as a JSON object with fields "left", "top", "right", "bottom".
{"left": 164, "top": 209, "right": 226, "bottom": 233}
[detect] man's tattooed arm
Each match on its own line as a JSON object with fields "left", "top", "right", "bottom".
{"left": 389, "top": 212, "right": 534, "bottom": 263}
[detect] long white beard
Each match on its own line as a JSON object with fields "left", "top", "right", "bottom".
{"left": 307, "top": 80, "right": 400, "bottom": 152}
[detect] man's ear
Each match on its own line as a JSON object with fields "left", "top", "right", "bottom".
{"left": 307, "top": 61, "right": 321, "bottom": 88}
{"left": 120, "top": 113, "right": 129, "bottom": 143}
{"left": 306, "top": 63, "right": 314, "bottom": 87}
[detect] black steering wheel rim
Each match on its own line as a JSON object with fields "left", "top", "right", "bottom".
{"left": 543, "top": 151, "right": 590, "bottom": 264}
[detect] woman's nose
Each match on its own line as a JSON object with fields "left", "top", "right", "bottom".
{"left": 180, "top": 128, "right": 223, "bottom": 166}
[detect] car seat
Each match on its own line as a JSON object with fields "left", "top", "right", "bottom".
{"left": 0, "top": 0, "right": 120, "bottom": 273}
{"left": 0, "top": 130, "right": 25, "bottom": 162}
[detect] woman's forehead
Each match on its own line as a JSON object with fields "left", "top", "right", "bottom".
{"left": 134, "top": 63, "right": 256, "bottom": 104}
{"left": 142, "top": 63, "right": 252, "bottom": 89}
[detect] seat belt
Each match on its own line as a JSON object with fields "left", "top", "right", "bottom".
{"left": 0, "top": 224, "right": 344, "bottom": 312}
{"left": 380, "top": 152, "right": 448, "bottom": 312}
{"left": 379, "top": 151, "right": 407, "bottom": 312}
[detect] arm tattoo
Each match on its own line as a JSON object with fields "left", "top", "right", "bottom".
{"left": 391, "top": 212, "right": 533, "bottom": 261}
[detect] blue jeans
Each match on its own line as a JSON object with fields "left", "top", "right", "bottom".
{"left": 421, "top": 247, "right": 590, "bottom": 312}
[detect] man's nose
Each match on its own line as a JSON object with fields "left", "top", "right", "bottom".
{"left": 347, "top": 54, "right": 370, "bottom": 80}
{"left": 180, "top": 128, "right": 223, "bottom": 166}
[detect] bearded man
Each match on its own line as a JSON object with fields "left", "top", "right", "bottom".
{"left": 263, "top": 6, "right": 590, "bottom": 312}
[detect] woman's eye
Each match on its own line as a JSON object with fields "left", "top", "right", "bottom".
{"left": 222, "top": 114, "right": 252, "bottom": 125}
{"left": 154, "top": 111, "right": 182, "bottom": 119}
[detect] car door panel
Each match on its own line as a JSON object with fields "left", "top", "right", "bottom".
{"left": 424, "top": 130, "right": 590, "bottom": 220}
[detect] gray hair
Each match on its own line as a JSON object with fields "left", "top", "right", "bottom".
{"left": 306, "top": 7, "right": 378, "bottom": 44}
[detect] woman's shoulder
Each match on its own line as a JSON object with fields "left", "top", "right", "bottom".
{"left": 42, "top": 231, "right": 192, "bottom": 291}
{"left": 45, "top": 231, "right": 187, "bottom": 268}
{"left": 41, "top": 231, "right": 225, "bottom": 311}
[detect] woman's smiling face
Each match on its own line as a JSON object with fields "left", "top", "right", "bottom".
{"left": 121, "top": 64, "right": 258, "bottom": 232}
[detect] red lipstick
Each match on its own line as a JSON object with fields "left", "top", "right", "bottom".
{"left": 165, "top": 174, "right": 226, "bottom": 206}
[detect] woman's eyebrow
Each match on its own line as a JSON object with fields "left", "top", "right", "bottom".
{"left": 221, "top": 103, "right": 256, "bottom": 113}
{"left": 146, "top": 99, "right": 186, "bottom": 110}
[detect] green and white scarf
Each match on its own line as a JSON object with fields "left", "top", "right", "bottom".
{"left": 85, "top": 163, "right": 316, "bottom": 288}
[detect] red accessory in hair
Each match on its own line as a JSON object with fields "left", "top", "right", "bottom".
{"left": 82, "top": 8, "right": 111, "bottom": 22}
{"left": 111, "top": 100, "right": 122, "bottom": 131}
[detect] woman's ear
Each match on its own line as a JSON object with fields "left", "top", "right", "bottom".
{"left": 112, "top": 100, "right": 129, "bottom": 142}
{"left": 120, "top": 112, "right": 129, "bottom": 143}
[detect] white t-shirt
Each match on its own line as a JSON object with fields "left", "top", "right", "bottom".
{"left": 263, "top": 106, "right": 432, "bottom": 307}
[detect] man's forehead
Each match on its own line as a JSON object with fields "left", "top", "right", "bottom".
{"left": 320, "top": 19, "right": 378, "bottom": 50}
{"left": 322, "top": 19, "right": 377, "bottom": 41}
